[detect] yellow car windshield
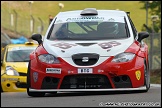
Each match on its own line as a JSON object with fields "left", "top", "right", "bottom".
{"left": 6, "top": 49, "right": 34, "bottom": 62}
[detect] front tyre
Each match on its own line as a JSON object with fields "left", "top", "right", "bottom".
{"left": 143, "top": 60, "right": 150, "bottom": 92}
{"left": 27, "top": 61, "right": 45, "bottom": 97}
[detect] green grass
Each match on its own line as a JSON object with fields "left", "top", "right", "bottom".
{"left": 150, "top": 76, "right": 161, "bottom": 84}
{"left": 150, "top": 69, "right": 161, "bottom": 84}
{"left": 1, "top": 1, "right": 153, "bottom": 36}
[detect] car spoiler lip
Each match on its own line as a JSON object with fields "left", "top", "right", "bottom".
{"left": 29, "top": 86, "right": 146, "bottom": 92}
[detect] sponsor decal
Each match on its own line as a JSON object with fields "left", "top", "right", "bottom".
{"left": 55, "top": 17, "right": 124, "bottom": 24}
{"left": 135, "top": 70, "right": 141, "bottom": 80}
{"left": 1, "top": 78, "right": 18, "bottom": 82}
{"left": 56, "top": 19, "right": 63, "bottom": 23}
{"left": 7, "top": 78, "right": 18, "bottom": 81}
{"left": 51, "top": 43, "right": 77, "bottom": 49}
{"left": 98, "top": 69, "right": 104, "bottom": 73}
{"left": 108, "top": 18, "right": 115, "bottom": 22}
{"left": 46, "top": 68, "right": 61, "bottom": 74}
{"left": 33, "top": 72, "right": 38, "bottom": 82}
{"left": 98, "top": 41, "right": 121, "bottom": 50}
{"left": 68, "top": 70, "right": 74, "bottom": 74}
{"left": 66, "top": 17, "right": 104, "bottom": 22}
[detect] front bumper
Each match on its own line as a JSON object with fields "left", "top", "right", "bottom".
{"left": 29, "top": 86, "right": 147, "bottom": 92}
{"left": 1, "top": 75, "right": 27, "bottom": 92}
{"left": 30, "top": 55, "right": 145, "bottom": 90}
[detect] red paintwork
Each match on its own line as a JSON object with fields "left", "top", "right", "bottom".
{"left": 29, "top": 40, "right": 149, "bottom": 89}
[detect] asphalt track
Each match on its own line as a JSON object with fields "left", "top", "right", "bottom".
{"left": 1, "top": 84, "right": 161, "bottom": 107}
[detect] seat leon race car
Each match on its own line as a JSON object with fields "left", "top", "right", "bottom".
{"left": 27, "top": 8, "right": 150, "bottom": 97}
{"left": 1, "top": 42, "right": 37, "bottom": 92}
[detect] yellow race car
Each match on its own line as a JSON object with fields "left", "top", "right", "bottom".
{"left": 1, "top": 42, "right": 38, "bottom": 92}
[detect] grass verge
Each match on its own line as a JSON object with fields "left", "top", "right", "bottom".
{"left": 150, "top": 69, "right": 161, "bottom": 84}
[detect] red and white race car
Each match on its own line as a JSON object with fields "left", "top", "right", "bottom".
{"left": 27, "top": 8, "right": 150, "bottom": 97}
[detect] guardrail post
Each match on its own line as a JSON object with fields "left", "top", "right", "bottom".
{"left": 38, "top": 17, "right": 44, "bottom": 35}
{"left": 30, "top": 15, "right": 35, "bottom": 35}
{"left": 13, "top": 10, "right": 18, "bottom": 35}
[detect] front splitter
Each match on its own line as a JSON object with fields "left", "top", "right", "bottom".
{"left": 29, "top": 86, "right": 146, "bottom": 92}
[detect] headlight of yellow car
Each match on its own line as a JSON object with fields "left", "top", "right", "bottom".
{"left": 6, "top": 66, "right": 19, "bottom": 76}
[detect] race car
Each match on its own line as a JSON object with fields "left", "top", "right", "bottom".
{"left": 27, "top": 8, "right": 150, "bottom": 97}
{"left": 1, "top": 42, "right": 37, "bottom": 92}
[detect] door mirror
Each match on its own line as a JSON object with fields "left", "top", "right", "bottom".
{"left": 31, "top": 34, "right": 43, "bottom": 45}
{"left": 137, "top": 31, "right": 149, "bottom": 42}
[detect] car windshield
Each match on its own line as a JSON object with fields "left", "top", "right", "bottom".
{"left": 47, "top": 21, "right": 128, "bottom": 40}
{"left": 6, "top": 47, "right": 36, "bottom": 62}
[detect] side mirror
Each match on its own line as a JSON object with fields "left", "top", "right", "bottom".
{"left": 137, "top": 31, "right": 149, "bottom": 42}
{"left": 31, "top": 34, "right": 43, "bottom": 45}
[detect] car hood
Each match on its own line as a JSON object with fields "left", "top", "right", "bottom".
{"left": 43, "top": 38, "right": 134, "bottom": 58}
{"left": 5, "top": 62, "right": 29, "bottom": 73}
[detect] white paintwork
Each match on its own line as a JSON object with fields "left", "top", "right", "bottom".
{"left": 42, "top": 9, "right": 135, "bottom": 67}
{"left": 43, "top": 38, "right": 134, "bottom": 67}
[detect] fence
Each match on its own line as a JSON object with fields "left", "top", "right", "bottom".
{"left": 1, "top": 8, "right": 49, "bottom": 38}
{"left": 1, "top": 8, "right": 161, "bottom": 70}
{"left": 145, "top": 33, "right": 161, "bottom": 70}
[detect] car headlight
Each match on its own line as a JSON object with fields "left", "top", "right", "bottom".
{"left": 6, "top": 66, "right": 19, "bottom": 76}
{"left": 112, "top": 52, "right": 135, "bottom": 62}
{"left": 38, "top": 54, "right": 60, "bottom": 64}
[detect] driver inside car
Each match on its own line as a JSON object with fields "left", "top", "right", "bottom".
{"left": 97, "top": 22, "right": 119, "bottom": 37}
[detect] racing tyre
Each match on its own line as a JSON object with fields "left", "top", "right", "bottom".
{"left": 143, "top": 60, "right": 150, "bottom": 92}
{"left": 27, "top": 61, "right": 45, "bottom": 97}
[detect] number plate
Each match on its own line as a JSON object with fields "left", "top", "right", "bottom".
{"left": 78, "top": 68, "right": 93, "bottom": 73}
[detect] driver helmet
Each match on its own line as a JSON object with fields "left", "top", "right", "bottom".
{"left": 98, "top": 22, "right": 119, "bottom": 35}
{"left": 106, "top": 22, "right": 119, "bottom": 35}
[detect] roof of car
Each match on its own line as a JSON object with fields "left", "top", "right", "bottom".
{"left": 56, "top": 9, "right": 127, "bottom": 18}
{"left": 6, "top": 42, "right": 37, "bottom": 48}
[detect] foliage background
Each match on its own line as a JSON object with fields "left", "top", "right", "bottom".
{"left": 1, "top": 1, "right": 158, "bottom": 37}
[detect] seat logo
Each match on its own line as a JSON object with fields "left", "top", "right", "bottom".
{"left": 135, "top": 70, "right": 141, "bottom": 80}
{"left": 82, "top": 57, "right": 89, "bottom": 62}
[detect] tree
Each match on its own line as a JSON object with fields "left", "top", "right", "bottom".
{"left": 140, "top": 1, "right": 161, "bottom": 33}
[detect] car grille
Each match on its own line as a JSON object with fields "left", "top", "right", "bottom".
{"left": 18, "top": 72, "right": 27, "bottom": 76}
{"left": 112, "top": 75, "right": 132, "bottom": 88}
{"left": 15, "top": 82, "right": 27, "bottom": 88}
{"left": 72, "top": 53, "right": 99, "bottom": 66}
{"left": 41, "top": 77, "right": 60, "bottom": 89}
{"left": 60, "top": 74, "right": 112, "bottom": 89}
